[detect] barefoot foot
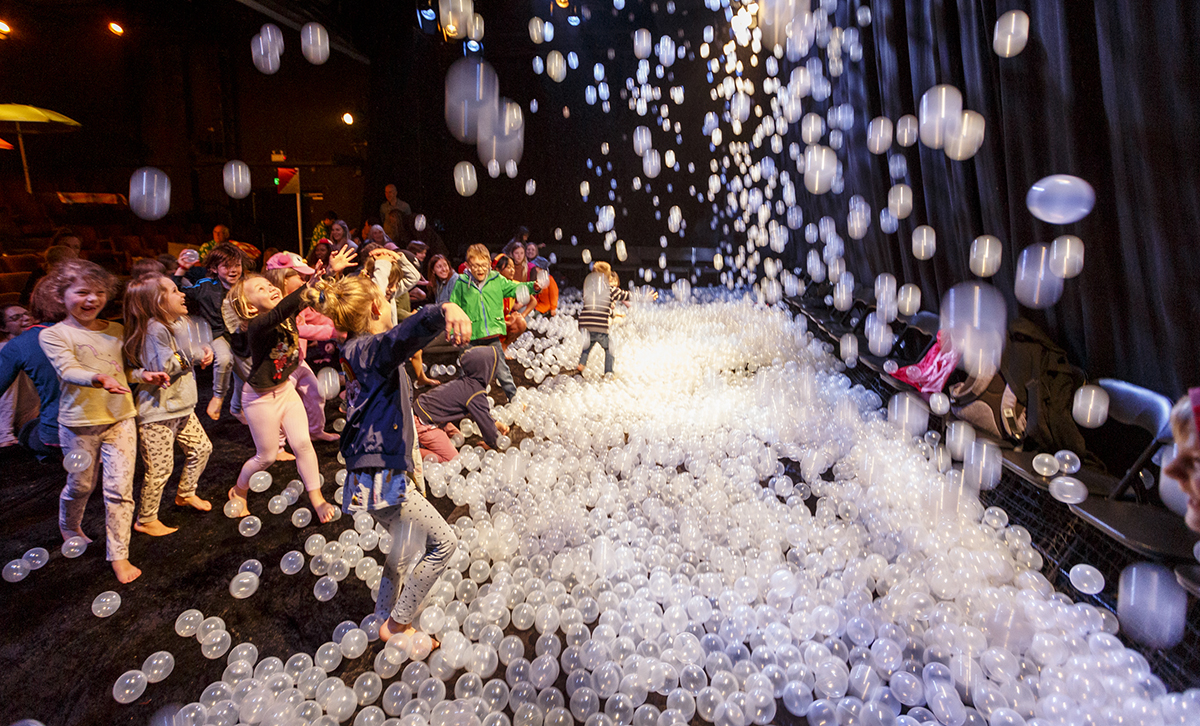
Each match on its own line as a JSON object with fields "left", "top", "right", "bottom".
{"left": 175, "top": 494, "right": 212, "bottom": 512}
{"left": 112, "top": 559, "right": 142, "bottom": 584}
{"left": 312, "top": 431, "right": 341, "bottom": 442}
{"left": 206, "top": 397, "right": 223, "bottom": 421}
{"left": 61, "top": 527, "right": 93, "bottom": 544}
{"left": 313, "top": 501, "right": 338, "bottom": 523}
{"left": 228, "top": 486, "right": 251, "bottom": 517}
{"left": 417, "top": 377, "right": 442, "bottom": 388}
{"left": 277, "top": 449, "right": 296, "bottom": 462}
{"left": 134, "top": 520, "right": 178, "bottom": 536}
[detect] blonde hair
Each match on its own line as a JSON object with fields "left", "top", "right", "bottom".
{"left": 1171, "top": 396, "right": 1195, "bottom": 441}
{"left": 592, "top": 261, "right": 612, "bottom": 275}
{"left": 226, "top": 273, "right": 265, "bottom": 325}
{"left": 311, "top": 276, "right": 381, "bottom": 335}
{"left": 465, "top": 244, "right": 491, "bottom": 263}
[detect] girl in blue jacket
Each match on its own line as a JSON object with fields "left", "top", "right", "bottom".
{"left": 315, "top": 272, "right": 472, "bottom": 644}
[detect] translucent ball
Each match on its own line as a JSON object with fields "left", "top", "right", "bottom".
{"left": 202, "top": 630, "right": 233, "bottom": 659}
{"left": 63, "top": 448, "right": 93, "bottom": 473}
{"left": 305, "top": 534, "right": 327, "bottom": 555}
{"left": 333, "top": 418, "right": 346, "bottom": 432}
{"left": 112, "top": 669, "right": 148, "bottom": 704}
{"left": 1069, "top": 564, "right": 1105, "bottom": 595}
{"left": 174, "top": 609, "right": 204, "bottom": 637}
{"left": 249, "top": 471, "right": 273, "bottom": 492}
{"left": 61, "top": 536, "right": 88, "bottom": 558}
{"left": 281, "top": 550, "right": 305, "bottom": 575}
{"left": 1055, "top": 449, "right": 1082, "bottom": 474}
{"left": 1032, "top": 453, "right": 1060, "bottom": 477}
{"left": 229, "top": 571, "right": 260, "bottom": 599}
{"left": 223, "top": 499, "right": 245, "bottom": 519}
{"left": 341, "top": 629, "right": 369, "bottom": 658}
{"left": 316, "top": 641, "right": 344, "bottom": 671}
{"left": 239, "top": 516, "right": 262, "bottom": 537}
{"left": 3, "top": 558, "right": 31, "bottom": 583}
{"left": 1049, "top": 476, "right": 1088, "bottom": 504}
{"left": 143, "top": 651, "right": 175, "bottom": 683}
{"left": 314, "top": 575, "right": 339, "bottom": 602}
{"left": 92, "top": 590, "right": 122, "bottom": 617}
{"left": 22, "top": 547, "right": 49, "bottom": 570}
{"left": 268, "top": 495, "right": 288, "bottom": 514}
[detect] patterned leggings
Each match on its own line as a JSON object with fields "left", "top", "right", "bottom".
{"left": 136, "top": 413, "right": 213, "bottom": 524}
{"left": 372, "top": 492, "right": 456, "bottom": 624}
{"left": 59, "top": 419, "right": 137, "bottom": 562}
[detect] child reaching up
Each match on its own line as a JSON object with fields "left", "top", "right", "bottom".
{"left": 413, "top": 345, "right": 510, "bottom": 461}
{"left": 173, "top": 243, "right": 244, "bottom": 420}
{"left": 123, "top": 274, "right": 215, "bottom": 537}
{"left": 39, "top": 260, "right": 170, "bottom": 584}
{"left": 313, "top": 272, "right": 472, "bottom": 644}
{"left": 225, "top": 248, "right": 355, "bottom": 522}
{"left": 576, "top": 261, "right": 630, "bottom": 376}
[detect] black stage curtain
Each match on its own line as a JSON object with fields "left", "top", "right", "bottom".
{"left": 793, "top": 0, "right": 1200, "bottom": 397}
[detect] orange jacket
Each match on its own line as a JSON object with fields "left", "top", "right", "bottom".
{"left": 534, "top": 274, "right": 559, "bottom": 314}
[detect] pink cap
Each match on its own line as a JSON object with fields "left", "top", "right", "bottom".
{"left": 265, "top": 252, "right": 314, "bottom": 275}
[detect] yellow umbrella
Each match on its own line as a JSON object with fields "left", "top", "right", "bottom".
{"left": 0, "top": 104, "right": 82, "bottom": 193}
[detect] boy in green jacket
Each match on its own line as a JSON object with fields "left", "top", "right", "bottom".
{"left": 449, "top": 243, "right": 537, "bottom": 399}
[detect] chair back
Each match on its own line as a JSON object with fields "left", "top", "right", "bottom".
{"left": 1098, "top": 378, "right": 1174, "bottom": 443}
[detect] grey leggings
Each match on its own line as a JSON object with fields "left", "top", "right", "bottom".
{"left": 371, "top": 492, "right": 456, "bottom": 624}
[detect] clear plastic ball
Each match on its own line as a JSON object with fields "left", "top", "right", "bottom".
{"left": 92, "top": 590, "right": 121, "bottom": 617}
{"left": 112, "top": 669, "right": 147, "bottom": 704}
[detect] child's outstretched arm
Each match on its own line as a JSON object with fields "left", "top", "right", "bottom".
{"left": 39, "top": 327, "right": 130, "bottom": 393}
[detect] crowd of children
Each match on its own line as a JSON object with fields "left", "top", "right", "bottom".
{"left": 0, "top": 229, "right": 567, "bottom": 644}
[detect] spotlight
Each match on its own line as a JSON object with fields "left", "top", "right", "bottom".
{"left": 567, "top": 12, "right": 581, "bottom": 26}
{"left": 108, "top": 21, "right": 124, "bottom": 36}
{"left": 465, "top": 39, "right": 482, "bottom": 53}
{"left": 341, "top": 112, "right": 354, "bottom": 125}
{"left": 0, "top": 20, "right": 12, "bottom": 36}
{"left": 555, "top": 0, "right": 569, "bottom": 8}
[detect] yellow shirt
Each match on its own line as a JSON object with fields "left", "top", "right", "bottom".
{"left": 39, "top": 321, "right": 137, "bottom": 427}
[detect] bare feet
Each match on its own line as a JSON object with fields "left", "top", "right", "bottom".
{"left": 312, "top": 431, "right": 341, "bottom": 442}
{"left": 277, "top": 449, "right": 296, "bottom": 462}
{"left": 312, "top": 500, "right": 338, "bottom": 523}
{"left": 417, "top": 377, "right": 442, "bottom": 388}
{"left": 134, "top": 520, "right": 178, "bottom": 536}
{"left": 175, "top": 494, "right": 212, "bottom": 512}
{"left": 206, "top": 396, "right": 223, "bottom": 420}
{"left": 61, "top": 527, "right": 93, "bottom": 544}
{"left": 112, "top": 559, "right": 142, "bottom": 584}
{"left": 380, "top": 619, "right": 439, "bottom": 648}
{"left": 228, "top": 486, "right": 251, "bottom": 517}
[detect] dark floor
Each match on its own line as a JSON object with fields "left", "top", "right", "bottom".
{"left": 0, "top": 350, "right": 537, "bottom": 726}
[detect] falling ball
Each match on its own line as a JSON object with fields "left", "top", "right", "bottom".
{"left": 63, "top": 448, "right": 93, "bottom": 473}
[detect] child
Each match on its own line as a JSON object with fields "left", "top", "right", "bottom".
{"left": 313, "top": 272, "right": 472, "bottom": 643}
{"left": 494, "top": 255, "right": 529, "bottom": 355}
{"left": 39, "top": 260, "right": 170, "bottom": 583}
{"left": 225, "top": 249, "right": 353, "bottom": 522}
{"left": 173, "top": 243, "right": 244, "bottom": 420}
{"left": 576, "top": 261, "right": 630, "bottom": 376}
{"left": 413, "top": 346, "right": 510, "bottom": 461}
{"left": 264, "top": 255, "right": 340, "bottom": 441}
{"left": 362, "top": 249, "right": 438, "bottom": 387}
{"left": 427, "top": 254, "right": 459, "bottom": 306}
{"left": 449, "top": 244, "right": 537, "bottom": 400}
{"left": 531, "top": 256, "right": 558, "bottom": 318}
{"left": 0, "top": 279, "right": 65, "bottom": 461}
{"left": 123, "top": 274, "right": 215, "bottom": 536}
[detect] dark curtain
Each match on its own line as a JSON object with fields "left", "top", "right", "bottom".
{"left": 802, "top": 0, "right": 1200, "bottom": 398}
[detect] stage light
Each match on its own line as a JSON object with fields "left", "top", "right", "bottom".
{"left": 567, "top": 13, "right": 581, "bottom": 26}
{"left": 555, "top": 0, "right": 569, "bottom": 8}
{"left": 0, "top": 20, "right": 10, "bottom": 36}
{"left": 465, "top": 39, "right": 482, "bottom": 53}
{"left": 341, "top": 112, "right": 354, "bottom": 125}
{"left": 108, "top": 22, "right": 124, "bottom": 36}
{"left": 420, "top": 8, "right": 436, "bottom": 20}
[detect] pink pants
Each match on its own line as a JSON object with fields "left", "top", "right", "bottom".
{"left": 417, "top": 421, "right": 459, "bottom": 463}
{"left": 291, "top": 361, "right": 328, "bottom": 437}
{"left": 238, "top": 380, "right": 321, "bottom": 492}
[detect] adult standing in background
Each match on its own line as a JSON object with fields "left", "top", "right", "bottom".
{"left": 197, "top": 225, "right": 260, "bottom": 268}
{"left": 381, "top": 184, "right": 411, "bottom": 222}
{"left": 310, "top": 210, "right": 338, "bottom": 248}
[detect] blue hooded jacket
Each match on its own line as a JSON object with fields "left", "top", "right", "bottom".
{"left": 338, "top": 304, "right": 445, "bottom": 473}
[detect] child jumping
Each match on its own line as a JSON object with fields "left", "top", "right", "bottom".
{"left": 122, "top": 273, "right": 215, "bottom": 537}
{"left": 313, "top": 272, "right": 472, "bottom": 643}
{"left": 39, "top": 260, "right": 170, "bottom": 583}
{"left": 224, "top": 249, "right": 354, "bottom": 522}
